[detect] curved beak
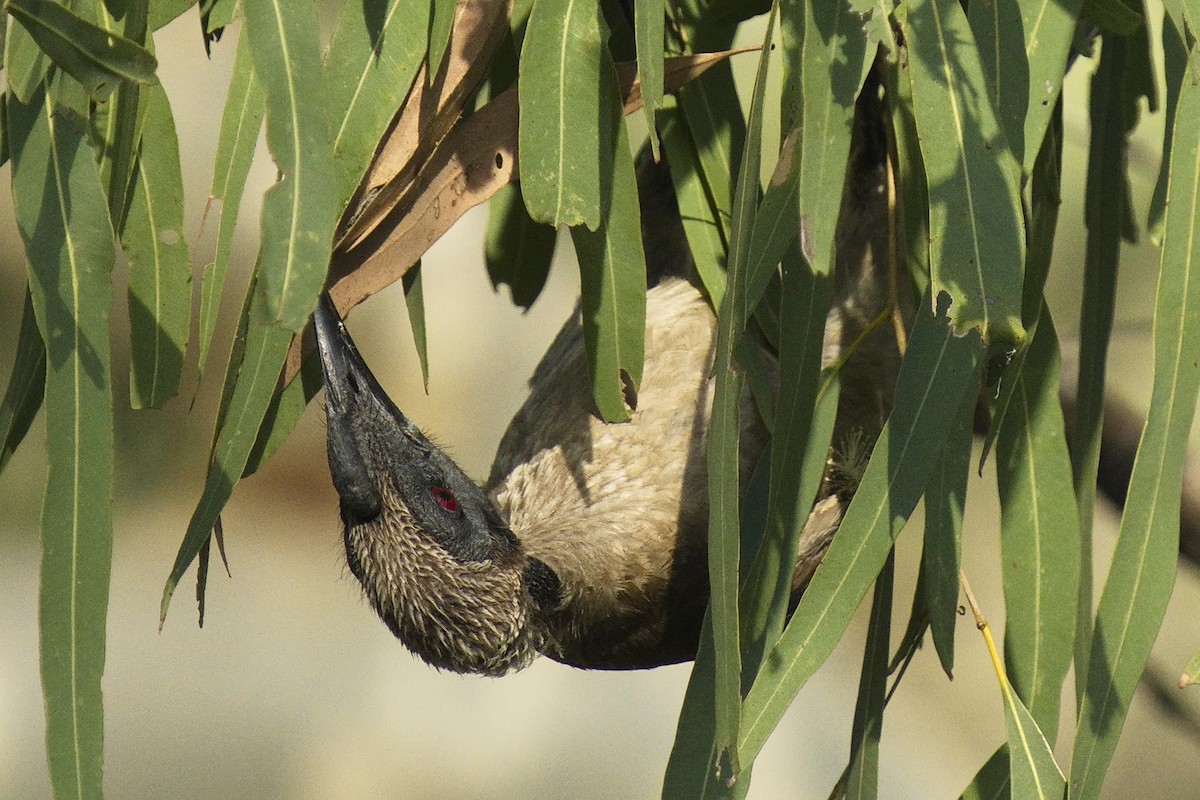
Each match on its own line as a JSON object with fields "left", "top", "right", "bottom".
{"left": 312, "top": 294, "right": 389, "bottom": 522}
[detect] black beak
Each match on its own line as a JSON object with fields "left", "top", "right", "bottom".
{"left": 312, "top": 294, "right": 390, "bottom": 522}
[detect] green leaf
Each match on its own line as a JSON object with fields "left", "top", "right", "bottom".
{"left": 967, "top": 0, "right": 1081, "bottom": 175}
{"left": 845, "top": 553, "right": 893, "bottom": 800}
{"left": 243, "top": 0, "right": 336, "bottom": 332}
{"left": 10, "top": 75, "right": 116, "bottom": 800}
{"left": 1080, "top": 0, "right": 1144, "bottom": 34}
{"left": 485, "top": 182, "right": 557, "bottom": 310}
{"left": 738, "top": 297, "right": 983, "bottom": 765}
{"left": 738, "top": 252, "right": 832, "bottom": 682}
{"left": 124, "top": 82, "right": 190, "bottom": 408}
{"left": 779, "top": 0, "right": 870, "bottom": 279}
{"left": 197, "top": 26, "right": 264, "bottom": 374}
{"left": 402, "top": 262, "right": 429, "bottom": 393}
{"left": 1070, "top": 45, "right": 1200, "bottom": 800}
{"left": 996, "top": 310, "right": 1079, "bottom": 738}
{"left": 5, "top": 0, "right": 53, "bottom": 103}
{"left": 242, "top": 346, "right": 323, "bottom": 479}
{"left": 960, "top": 745, "right": 1011, "bottom": 800}
{"left": 704, "top": 10, "right": 778, "bottom": 785}
{"left": 906, "top": 0, "right": 1025, "bottom": 349}
{"left": 6, "top": 0, "right": 158, "bottom": 100}
{"left": 998, "top": 667, "right": 1067, "bottom": 799}
{"left": 148, "top": 0, "right": 198, "bottom": 31}
{"left": 634, "top": 0, "right": 664, "bottom": 157}
{"left": 1149, "top": 14, "right": 1190, "bottom": 244}
{"left": 325, "top": 0, "right": 429, "bottom": 210}
{"left": 428, "top": 0, "right": 455, "bottom": 80}
{"left": 519, "top": 0, "right": 606, "bottom": 229}
{"left": 162, "top": 296, "right": 294, "bottom": 623}
{"left": 0, "top": 288, "right": 47, "bottom": 474}
{"left": 922, "top": 387, "right": 974, "bottom": 677}
{"left": 568, "top": 41, "right": 646, "bottom": 423}
{"left": 659, "top": 106, "right": 727, "bottom": 305}
{"left": 1070, "top": 31, "right": 1142, "bottom": 704}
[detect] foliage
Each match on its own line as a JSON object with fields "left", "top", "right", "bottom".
{"left": 1, "top": 0, "right": 1199, "bottom": 798}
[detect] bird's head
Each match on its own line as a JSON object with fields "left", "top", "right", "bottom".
{"left": 311, "top": 295, "right": 556, "bottom": 675}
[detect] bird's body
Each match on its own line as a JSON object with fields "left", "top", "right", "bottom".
{"left": 489, "top": 277, "right": 760, "bottom": 669}
{"left": 315, "top": 89, "right": 898, "bottom": 675}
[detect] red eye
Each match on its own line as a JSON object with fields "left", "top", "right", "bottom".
{"left": 431, "top": 486, "right": 459, "bottom": 513}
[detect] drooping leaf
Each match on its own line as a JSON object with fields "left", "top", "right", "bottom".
{"left": 428, "top": 0, "right": 456, "bottom": 81}
{"left": 10, "top": 75, "right": 116, "bottom": 800}
{"left": 162, "top": 297, "right": 294, "bottom": 623}
{"left": 634, "top": 0, "right": 664, "bottom": 157}
{"left": 519, "top": 0, "right": 606, "bottom": 229}
{"left": 6, "top": 0, "right": 157, "bottom": 99}
{"left": 996, "top": 310, "right": 1079, "bottom": 738}
{"left": 997, "top": 663, "right": 1067, "bottom": 799}
{"left": 1070, "top": 31, "right": 1145, "bottom": 704}
{"left": 779, "top": 0, "right": 870, "bottom": 280}
{"left": 485, "top": 181, "right": 557, "bottom": 310}
{"left": 402, "top": 262, "right": 429, "bottom": 393}
{"left": 1080, "top": 0, "right": 1144, "bottom": 34}
{"left": 905, "top": 0, "right": 1025, "bottom": 350}
{"left": 1070, "top": 44, "right": 1200, "bottom": 800}
{"left": 703, "top": 9, "right": 778, "bottom": 785}
{"left": 243, "top": 0, "right": 336, "bottom": 332}
{"left": 738, "top": 297, "right": 983, "bottom": 765}
{"left": 325, "top": 0, "right": 429, "bottom": 211}
{"left": 967, "top": 0, "right": 1081, "bottom": 175}
{"left": 197, "top": 26, "right": 264, "bottom": 374}
{"left": 922, "top": 387, "right": 975, "bottom": 677}
{"left": 845, "top": 553, "right": 894, "bottom": 800}
{"left": 0, "top": 289, "right": 47, "bottom": 474}
{"left": 124, "top": 82, "right": 190, "bottom": 408}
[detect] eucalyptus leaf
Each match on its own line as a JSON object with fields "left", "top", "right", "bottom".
{"left": 6, "top": 0, "right": 157, "bottom": 99}
{"left": 10, "top": 75, "right": 116, "bottom": 800}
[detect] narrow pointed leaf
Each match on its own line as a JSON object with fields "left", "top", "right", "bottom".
{"left": 1071, "top": 32, "right": 1145, "bottom": 703}
{"left": 845, "top": 554, "right": 893, "bottom": 800}
{"left": 485, "top": 182, "right": 557, "bottom": 310}
{"left": 906, "top": 0, "right": 1025, "bottom": 348}
{"left": 659, "top": 107, "right": 727, "bottom": 305}
{"left": 704, "top": 11, "right": 778, "bottom": 783}
{"left": 5, "top": 4, "right": 52, "bottom": 102}
{"left": 967, "top": 0, "right": 1081, "bottom": 174}
{"left": 124, "top": 82, "right": 190, "bottom": 408}
{"left": 780, "top": 0, "right": 870, "bottom": 279}
{"left": 243, "top": 0, "right": 336, "bottom": 332}
{"left": 325, "top": 0, "right": 429, "bottom": 210}
{"left": 402, "top": 262, "right": 430, "bottom": 393}
{"left": 996, "top": 311, "right": 1079, "bottom": 738}
{"left": 1149, "top": 14, "right": 1189, "bottom": 243}
{"left": 519, "top": 0, "right": 606, "bottom": 229}
{"left": 0, "top": 289, "right": 47, "bottom": 474}
{"left": 428, "top": 0, "right": 455, "bottom": 80}
{"left": 738, "top": 299, "right": 983, "bottom": 764}
{"left": 10, "top": 76, "right": 116, "bottom": 800}
{"left": 6, "top": 0, "right": 157, "bottom": 99}
{"left": 162, "top": 298, "right": 294, "bottom": 622}
{"left": 567, "top": 21, "right": 645, "bottom": 423}
{"left": 635, "top": 0, "right": 664, "bottom": 156}
{"left": 998, "top": 670, "right": 1067, "bottom": 799}
{"left": 198, "top": 27, "right": 264, "bottom": 373}
{"left": 1070, "top": 46, "right": 1200, "bottom": 800}
{"left": 923, "top": 388, "right": 975, "bottom": 677}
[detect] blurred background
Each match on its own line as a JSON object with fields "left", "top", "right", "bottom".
{"left": 2, "top": 7, "right": 1200, "bottom": 799}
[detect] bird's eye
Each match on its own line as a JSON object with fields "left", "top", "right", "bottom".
{"left": 430, "top": 486, "right": 460, "bottom": 513}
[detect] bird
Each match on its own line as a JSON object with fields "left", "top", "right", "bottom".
{"left": 313, "top": 92, "right": 900, "bottom": 677}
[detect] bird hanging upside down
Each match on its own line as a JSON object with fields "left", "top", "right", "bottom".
{"left": 314, "top": 94, "right": 900, "bottom": 676}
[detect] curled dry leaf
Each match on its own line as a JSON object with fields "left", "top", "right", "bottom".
{"left": 337, "top": 0, "right": 511, "bottom": 251}
{"left": 282, "top": 47, "right": 751, "bottom": 385}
